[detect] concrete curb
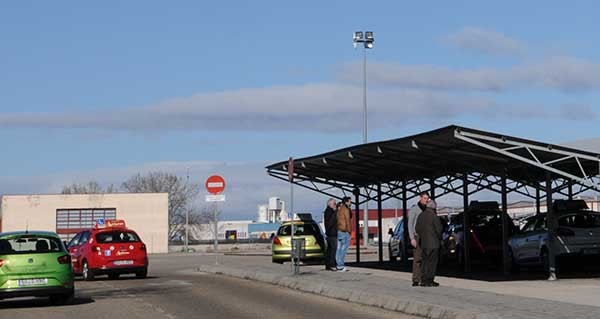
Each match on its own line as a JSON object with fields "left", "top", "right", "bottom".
{"left": 195, "top": 265, "right": 486, "bottom": 319}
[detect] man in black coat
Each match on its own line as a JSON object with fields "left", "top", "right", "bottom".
{"left": 323, "top": 198, "right": 338, "bottom": 271}
{"left": 415, "top": 200, "right": 443, "bottom": 287}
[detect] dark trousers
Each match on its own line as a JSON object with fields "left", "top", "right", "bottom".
{"left": 325, "top": 236, "right": 337, "bottom": 270}
{"left": 420, "top": 248, "right": 440, "bottom": 284}
{"left": 412, "top": 242, "right": 422, "bottom": 283}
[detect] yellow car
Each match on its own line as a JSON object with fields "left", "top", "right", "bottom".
{"left": 272, "top": 220, "right": 325, "bottom": 264}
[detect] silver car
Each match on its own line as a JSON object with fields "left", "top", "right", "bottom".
{"left": 509, "top": 203, "right": 600, "bottom": 272}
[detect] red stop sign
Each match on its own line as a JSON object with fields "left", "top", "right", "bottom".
{"left": 205, "top": 175, "right": 226, "bottom": 194}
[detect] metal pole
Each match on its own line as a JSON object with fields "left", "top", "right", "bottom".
{"left": 290, "top": 180, "right": 296, "bottom": 274}
{"left": 501, "top": 174, "right": 510, "bottom": 275}
{"left": 214, "top": 202, "right": 219, "bottom": 265}
{"left": 568, "top": 180, "right": 573, "bottom": 200}
{"left": 354, "top": 189, "right": 361, "bottom": 263}
{"left": 536, "top": 187, "right": 541, "bottom": 214}
{"left": 402, "top": 180, "right": 409, "bottom": 264}
{"left": 362, "top": 45, "right": 369, "bottom": 249}
{"left": 462, "top": 173, "right": 471, "bottom": 273}
{"left": 546, "top": 172, "right": 557, "bottom": 280}
{"left": 377, "top": 183, "right": 383, "bottom": 264}
{"left": 185, "top": 167, "right": 190, "bottom": 254}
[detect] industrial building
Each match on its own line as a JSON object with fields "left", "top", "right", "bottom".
{"left": 0, "top": 193, "right": 169, "bottom": 253}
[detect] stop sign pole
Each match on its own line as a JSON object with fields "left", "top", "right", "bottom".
{"left": 205, "top": 175, "right": 226, "bottom": 265}
{"left": 288, "top": 157, "right": 299, "bottom": 275}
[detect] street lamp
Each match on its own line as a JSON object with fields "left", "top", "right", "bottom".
{"left": 353, "top": 30, "right": 374, "bottom": 248}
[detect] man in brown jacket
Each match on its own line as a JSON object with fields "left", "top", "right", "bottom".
{"left": 336, "top": 197, "right": 352, "bottom": 272}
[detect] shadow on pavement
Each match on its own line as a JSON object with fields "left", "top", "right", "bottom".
{"left": 0, "top": 296, "right": 94, "bottom": 309}
{"left": 347, "top": 255, "right": 600, "bottom": 282}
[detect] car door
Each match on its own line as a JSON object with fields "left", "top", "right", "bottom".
{"left": 511, "top": 217, "right": 535, "bottom": 262}
{"left": 522, "top": 216, "right": 547, "bottom": 262}
{"left": 72, "top": 231, "right": 90, "bottom": 273}
{"left": 67, "top": 232, "right": 82, "bottom": 273}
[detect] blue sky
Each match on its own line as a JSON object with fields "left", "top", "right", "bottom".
{"left": 1, "top": 1, "right": 600, "bottom": 218}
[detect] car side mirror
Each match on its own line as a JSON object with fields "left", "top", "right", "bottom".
{"left": 388, "top": 228, "right": 394, "bottom": 236}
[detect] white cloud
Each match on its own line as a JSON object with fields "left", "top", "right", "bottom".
{"left": 441, "top": 27, "right": 525, "bottom": 56}
{"left": 0, "top": 82, "right": 572, "bottom": 133}
{"left": 340, "top": 56, "right": 600, "bottom": 93}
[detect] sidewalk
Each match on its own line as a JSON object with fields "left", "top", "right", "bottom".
{"left": 192, "top": 255, "right": 600, "bottom": 319}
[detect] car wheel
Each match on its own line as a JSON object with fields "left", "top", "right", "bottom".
{"left": 82, "top": 260, "right": 94, "bottom": 281}
{"left": 272, "top": 259, "right": 284, "bottom": 264}
{"left": 136, "top": 268, "right": 148, "bottom": 279}
{"left": 49, "top": 288, "right": 74, "bottom": 305}
{"left": 108, "top": 274, "right": 120, "bottom": 280}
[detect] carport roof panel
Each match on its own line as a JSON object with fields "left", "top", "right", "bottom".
{"left": 266, "top": 125, "right": 600, "bottom": 186}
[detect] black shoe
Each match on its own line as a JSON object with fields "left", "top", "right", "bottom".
{"left": 430, "top": 281, "right": 440, "bottom": 287}
{"left": 412, "top": 281, "right": 420, "bottom": 287}
{"left": 420, "top": 282, "right": 432, "bottom": 287}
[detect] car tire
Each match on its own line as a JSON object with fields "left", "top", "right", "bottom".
{"left": 49, "top": 288, "right": 74, "bottom": 305}
{"left": 136, "top": 268, "right": 148, "bottom": 279}
{"left": 272, "top": 259, "right": 284, "bottom": 264}
{"left": 108, "top": 274, "right": 120, "bottom": 280}
{"left": 82, "top": 260, "right": 94, "bottom": 281}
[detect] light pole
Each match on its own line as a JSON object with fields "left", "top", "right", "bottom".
{"left": 353, "top": 31, "right": 374, "bottom": 247}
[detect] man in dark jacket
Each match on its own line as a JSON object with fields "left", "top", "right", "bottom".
{"left": 323, "top": 198, "right": 338, "bottom": 271}
{"left": 416, "top": 200, "right": 443, "bottom": 287}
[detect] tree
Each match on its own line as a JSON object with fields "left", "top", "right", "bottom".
{"left": 121, "top": 172, "right": 200, "bottom": 239}
{"left": 61, "top": 181, "right": 117, "bottom": 194}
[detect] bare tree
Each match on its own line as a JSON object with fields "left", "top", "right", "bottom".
{"left": 61, "top": 181, "right": 117, "bottom": 194}
{"left": 121, "top": 172, "right": 200, "bottom": 239}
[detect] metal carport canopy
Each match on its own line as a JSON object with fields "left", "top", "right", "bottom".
{"left": 266, "top": 125, "right": 600, "bottom": 278}
{"left": 266, "top": 125, "right": 600, "bottom": 190}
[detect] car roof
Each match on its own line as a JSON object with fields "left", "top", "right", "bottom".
{"left": 0, "top": 231, "right": 59, "bottom": 238}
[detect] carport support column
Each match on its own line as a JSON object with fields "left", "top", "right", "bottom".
{"left": 354, "top": 188, "right": 361, "bottom": 263}
{"left": 402, "top": 180, "right": 409, "bottom": 264}
{"left": 568, "top": 180, "right": 573, "bottom": 200}
{"left": 377, "top": 183, "right": 383, "bottom": 264}
{"left": 546, "top": 172, "right": 557, "bottom": 280}
{"left": 462, "top": 173, "right": 471, "bottom": 273}
{"left": 536, "top": 187, "right": 541, "bottom": 214}
{"left": 501, "top": 174, "right": 510, "bottom": 275}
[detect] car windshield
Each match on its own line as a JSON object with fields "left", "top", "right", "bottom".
{"left": 277, "top": 223, "right": 320, "bottom": 236}
{"left": 95, "top": 231, "right": 140, "bottom": 243}
{"left": 558, "top": 213, "right": 600, "bottom": 228}
{"left": 0, "top": 235, "right": 62, "bottom": 255}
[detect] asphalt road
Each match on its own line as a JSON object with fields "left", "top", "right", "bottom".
{"left": 0, "top": 254, "right": 416, "bottom": 319}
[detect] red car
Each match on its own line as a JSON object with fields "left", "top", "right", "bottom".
{"left": 67, "top": 220, "right": 148, "bottom": 280}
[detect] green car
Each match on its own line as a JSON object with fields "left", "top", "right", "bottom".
{"left": 0, "top": 231, "right": 74, "bottom": 304}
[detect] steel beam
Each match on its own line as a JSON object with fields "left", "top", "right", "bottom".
{"left": 546, "top": 172, "right": 557, "bottom": 280}
{"left": 463, "top": 173, "right": 471, "bottom": 273}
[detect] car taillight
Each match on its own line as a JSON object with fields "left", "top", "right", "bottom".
{"left": 140, "top": 244, "right": 146, "bottom": 251}
{"left": 0, "top": 259, "right": 4, "bottom": 267}
{"left": 57, "top": 254, "right": 71, "bottom": 264}
{"left": 273, "top": 237, "right": 282, "bottom": 246}
{"left": 92, "top": 246, "right": 101, "bottom": 255}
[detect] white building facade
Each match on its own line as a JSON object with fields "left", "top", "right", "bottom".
{"left": 0, "top": 193, "right": 169, "bottom": 253}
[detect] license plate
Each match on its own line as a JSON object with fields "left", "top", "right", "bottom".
{"left": 18, "top": 278, "right": 48, "bottom": 287}
{"left": 113, "top": 260, "right": 133, "bottom": 265}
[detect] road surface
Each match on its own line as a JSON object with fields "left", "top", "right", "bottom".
{"left": 0, "top": 254, "right": 416, "bottom": 319}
